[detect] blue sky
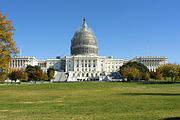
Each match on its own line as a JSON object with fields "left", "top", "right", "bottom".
{"left": 1, "top": 0, "right": 180, "bottom": 63}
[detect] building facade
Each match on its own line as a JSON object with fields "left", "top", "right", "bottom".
{"left": 131, "top": 56, "right": 167, "bottom": 72}
{"left": 11, "top": 19, "right": 167, "bottom": 81}
{"left": 11, "top": 56, "right": 38, "bottom": 69}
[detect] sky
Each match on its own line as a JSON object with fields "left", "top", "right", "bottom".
{"left": 1, "top": 0, "right": 180, "bottom": 63}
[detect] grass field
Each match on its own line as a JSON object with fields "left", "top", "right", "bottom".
{"left": 0, "top": 82, "right": 180, "bottom": 120}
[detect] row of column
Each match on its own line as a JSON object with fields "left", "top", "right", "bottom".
{"left": 12, "top": 59, "right": 29, "bottom": 68}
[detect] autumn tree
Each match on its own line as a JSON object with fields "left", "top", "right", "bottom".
{"left": 0, "top": 12, "right": 19, "bottom": 73}
{"left": 175, "top": 65, "right": 180, "bottom": 80}
{"left": 8, "top": 70, "right": 22, "bottom": 82}
{"left": 120, "top": 62, "right": 149, "bottom": 80}
{"left": 145, "top": 72, "right": 150, "bottom": 81}
{"left": 19, "top": 69, "right": 28, "bottom": 82}
{"left": 28, "top": 70, "right": 48, "bottom": 82}
{"left": 42, "top": 71, "right": 48, "bottom": 81}
{"left": 0, "top": 72, "right": 7, "bottom": 83}
{"left": 120, "top": 67, "right": 141, "bottom": 81}
{"left": 157, "top": 64, "right": 177, "bottom": 81}
{"left": 47, "top": 68, "right": 55, "bottom": 80}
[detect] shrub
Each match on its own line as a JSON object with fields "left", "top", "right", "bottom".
{"left": 0, "top": 73, "right": 7, "bottom": 83}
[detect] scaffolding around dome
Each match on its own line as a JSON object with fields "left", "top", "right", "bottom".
{"left": 71, "top": 18, "right": 98, "bottom": 56}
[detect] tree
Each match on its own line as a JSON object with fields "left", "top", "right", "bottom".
{"left": 42, "top": 71, "right": 48, "bottom": 81}
{"left": 48, "top": 71, "right": 55, "bottom": 80}
{"left": 156, "top": 72, "right": 162, "bottom": 80}
{"left": 0, "top": 12, "right": 19, "bottom": 73}
{"left": 145, "top": 72, "right": 150, "bottom": 81}
{"left": 47, "top": 68, "right": 55, "bottom": 80}
{"left": 120, "top": 67, "right": 141, "bottom": 81}
{"left": 157, "top": 64, "right": 176, "bottom": 81}
{"left": 175, "top": 65, "right": 180, "bottom": 80}
{"left": 26, "top": 65, "right": 41, "bottom": 73}
{"left": 120, "top": 62, "right": 149, "bottom": 80}
{"left": 26, "top": 65, "right": 42, "bottom": 81}
{"left": 28, "top": 71, "right": 42, "bottom": 82}
{"left": 19, "top": 70, "right": 28, "bottom": 82}
{"left": 0, "top": 72, "right": 7, "bottom": 83}
{"left": 150, "top": 72, "right": 156, "bottom": 79}
{"left": 150, "top": 71, "right": 162, "bottom": 80}
{"left": 8, "top": 70, "right": 23, "bottom": 82}
{"left": 120, "top": 62, "right": 149, "bottom": 74}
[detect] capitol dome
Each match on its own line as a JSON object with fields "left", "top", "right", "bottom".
{"left": 71, "top": 18, "right": 98, "bottom": 56}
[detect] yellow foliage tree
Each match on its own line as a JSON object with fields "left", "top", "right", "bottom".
{"left": 157, "top": 64, "right": 177, "bottom": 81}
{"left": 120, "top": 67, "right": 140, "bottom": 80}
{"left": 144, "top": 72, "right": 150, "bottom": 81}
{"left": 0, "top": 12, "right": 19, "bottom": 73}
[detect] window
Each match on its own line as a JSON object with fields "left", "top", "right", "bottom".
{"left": 91, "top": 73, "right": 93, "bottom": 77}
{"left": 93, "top": 64, "right": 95, "bottom": 67}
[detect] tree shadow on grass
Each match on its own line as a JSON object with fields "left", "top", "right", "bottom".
{"left": 121, "top": 93, "right": 180, "bottom": 96}
{"left": 160, "top": 117, "right": 180, "bottom": 120}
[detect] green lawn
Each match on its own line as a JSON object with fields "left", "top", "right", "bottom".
{"left": 0, "top": 82, "right": 180, "bottom": 120}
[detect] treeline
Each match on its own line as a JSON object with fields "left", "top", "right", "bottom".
{"left": 120, "top": 62, "right": 180, "bottom": 81}
{"left": 151, "top": 64, "right": 180, "bottom": 81}
{"left": 0, "top": 65, "right": 55, "bottom": 83}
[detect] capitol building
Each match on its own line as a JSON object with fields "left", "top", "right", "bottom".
{"left": 11, "top": 19, "right": 167, "bottom": 82}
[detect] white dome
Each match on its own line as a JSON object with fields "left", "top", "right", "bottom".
{"left": 71, "top": 19, "right": 98, "bottom": 56}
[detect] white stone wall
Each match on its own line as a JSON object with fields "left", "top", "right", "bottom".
{"left": 104, "top": 58, "right": 124, "bottom": 73}
{"left": 11, "top": 57, "right": 63, "bottom": 71}
{"left": 46, "top": 59, "right": 61, "bottom": 71}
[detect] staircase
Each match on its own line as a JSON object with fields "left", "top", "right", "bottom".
{"left": 53, "top": 71, "right": 67, "bottom": 82}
